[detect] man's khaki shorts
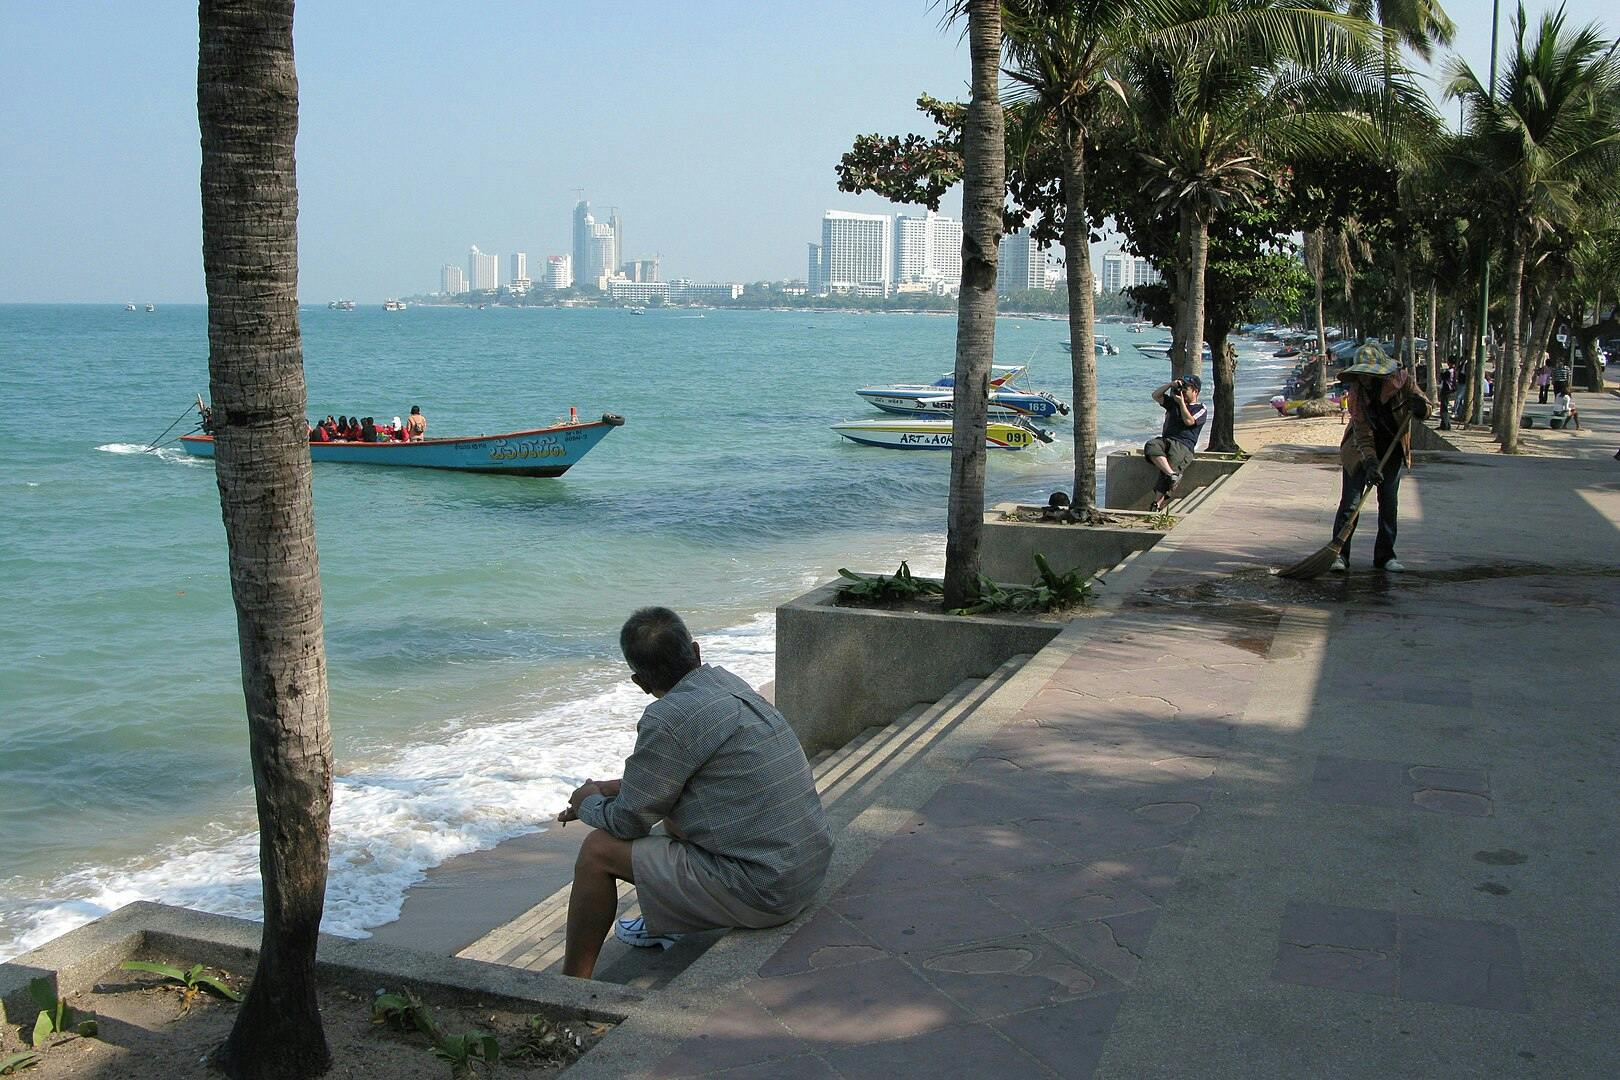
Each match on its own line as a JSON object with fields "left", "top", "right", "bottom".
{"left": 631, "top": 835, "right": 802, "bottom": 936}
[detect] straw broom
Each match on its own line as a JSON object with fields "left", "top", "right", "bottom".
{"left": 1277, "top": 419, "right": 1409, "bottom": 580}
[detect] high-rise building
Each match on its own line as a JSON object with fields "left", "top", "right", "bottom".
{"left": 997, "top": 229, "right": 1047, "bottom": 293}
{"left": 441, "top": 264, "right": 468, "bottom": 295}
{"left": 544, "top": 254, "right": 573, "bottom": 291}
{"left": 820, "top": 210, "right": 892, "bottom": 295}
{"left": 468, "top": 245, "right": 499, "bottom": 292}
{"left": 1101, "top": 250, "right": 1131, "bottom": 294}
{"left": 623, "top": 257, "right": 660, "bottom": 283}
{"left": 572, "top": 201, "right": 593, "bottom": 289}
{"left": 806, "top": 243, "right": 823, "bottom": 296}
{"left": 893, "top": 210, "right": 963, "bottom": 291}
{"left": 510, "top": 252, "right": 527, "bottom": 282}
{"left": 1132, "top": 255, "right": 1162, "bottom": 288}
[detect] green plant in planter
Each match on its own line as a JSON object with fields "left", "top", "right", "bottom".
{"left": 836, "top": 561, "right": 943, "bottom": 603}
{"left": 26, "top": 978, "right": 97, "bottom": 1045}
{"left": 433, "top": 1032, "right": 501, "bottom": 1078}
{"left": 119, "top": 960, "right": 243, "bottom": 1011}
{"left": 950, "top": 554, "right": 1094, "bottom": 615}
{"left": 508, "top": 1014, "right": 584, "bottom": 1063}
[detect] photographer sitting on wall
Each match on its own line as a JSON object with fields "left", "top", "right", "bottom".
{"left": 1144, "top": 375, "right": 1208, "bottom": 512}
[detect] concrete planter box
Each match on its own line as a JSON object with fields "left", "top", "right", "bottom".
{"left": 1, "top": 901, "right": 641, "bottom": 1038}
{"left": 981, "top": 507, "right": 1167, "bottom": 585}
{"left": 1105, "top": 450, "right": 1246, "bottom": 510}
{"left": 775, "top": 580, "right": 1065, "bottom": 754}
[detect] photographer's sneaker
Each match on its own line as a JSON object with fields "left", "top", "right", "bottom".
{"left": 615, "top": 916, "right": 681, "bottom": 951}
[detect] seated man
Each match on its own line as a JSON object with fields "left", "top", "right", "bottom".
{"left": 558, "top": 608, "right": 833, "bottom": 980}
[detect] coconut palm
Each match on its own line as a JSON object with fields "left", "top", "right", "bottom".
{"left": 198, "top": 1, "right": 334, "bottom": 1076}
{"left": 942, "top": 0, "right": 1006, "bottom": 609}
{"left": 1117, "top": 0, "right": 1387, "bottom": 382}
{"left": 1447, "top": 4, "right": 1620, "bottom": 452}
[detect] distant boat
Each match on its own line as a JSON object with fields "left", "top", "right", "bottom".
{"left": 832, "top": 416, "right": 1053, "bottom": 451}
{"left": 856, "top": 364, "right": 1069, "bottom": 420}
{"left": 124, "top": 303, "right": 137, "bottom": 312}
{"left": 183, "top": 412, "right": 626, "bottom": 477}
{"left": 383, "top": 299, "right": 407, "bottom": 312}
{"left": 1135, "top": 340, "right": 1212, "bottom": 363}
{"left": 328, "top": 299, "right": 357, "bottom": 311}
{"left": 144, "top": 304, "right": 156, "bottom": 313}
{"left": 1128, "top": 322, "right": 1147, "bottom": 333}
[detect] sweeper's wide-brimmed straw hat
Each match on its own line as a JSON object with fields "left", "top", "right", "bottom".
{"left": 1339, "top": 344, "right": 1399, "bottom": 379}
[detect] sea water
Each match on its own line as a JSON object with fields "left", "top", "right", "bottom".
{"left": 0, "top": 304, "right": 1295, "bottom": 958}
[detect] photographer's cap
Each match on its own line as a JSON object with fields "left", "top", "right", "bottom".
{"left": 1183, "top": 374, "right": 1201, "bottom": 391}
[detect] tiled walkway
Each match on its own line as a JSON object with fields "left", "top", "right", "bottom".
{"left": 622, "top": 402, "right": 1620, "bottom": 1078}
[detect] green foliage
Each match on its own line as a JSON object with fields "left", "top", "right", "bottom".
{"left": 26, "top": 978, "right": 97, "bottom": 1045}
{"left": 369, "top": 991, "right": 415, "bottom": 1028}
{"left": 432, "top": 1032, "right": 500, "bottom": 1078}
{"left": 951, "top": 554, "right": 1094, "bottom": 615}
{"left": 837, "top": 562, "right": 944, "bottom": 604}
{"left": 119, "top": 960, "right": 243, "bottom": 1005}
{"left": 0, "top": 1052, "right": 42, "bottom": 1075}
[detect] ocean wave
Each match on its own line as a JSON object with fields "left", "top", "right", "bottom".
{"left": 95, "top": 442, "right": 202, "bottom": 466}
{"left": 0, "top": 612, "right": 777, "bottom": 961}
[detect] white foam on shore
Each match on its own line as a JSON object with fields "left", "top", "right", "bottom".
{"left": 95, "top": 442, "right": 202, "bottom": 466}
{"left": 0, "top": 613, "right": 777, "bottom": 961}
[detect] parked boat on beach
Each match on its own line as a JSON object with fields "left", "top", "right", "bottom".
{"left": 856, "top": 364, "right": 1070, "bottom": 419}
{"left": 831, "top": 416, "right": 1054, "bottom": 451}
{"left": 182, "top": 412, "right": 626, "bottom": 477}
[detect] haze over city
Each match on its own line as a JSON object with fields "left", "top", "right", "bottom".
{"left": 3, "top": 0, "right": 1604, "bottom": 304}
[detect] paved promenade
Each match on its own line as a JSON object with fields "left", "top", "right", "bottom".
{"left": 590, "top": 395, "right": 1620, "bottom": 1078}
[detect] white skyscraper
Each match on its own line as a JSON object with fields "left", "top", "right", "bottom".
{"left": 544, "top": 254, "right": 573, "bottom": 291}
{"left": 1133, "top": 255, "right": 1162, "bottom": 287}
{"left": 893, "top": 210, "right": 963, "bottom": 291}
{"left": 1101, "top": 250, "right": 1131, "bottom": 294}
{"left": 441, "top": 264, "right": 468, "bottom": 295}
{"left": 997, "top": 229, "right": 1047, "bottom": 293}
{"left": 807, "top": 243, "right": 823, "bottom": 295}
{"left": 510, "top": 252, "right": 527, "bottom": 282}
{"left": 468, "top": 245, "right": 499, "bottom": 291}
{"left": 821, "top": 210, "right": 892, "bottom": 294}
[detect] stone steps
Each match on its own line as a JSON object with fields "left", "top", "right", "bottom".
{"left": 456, "top": 655, "right": 1031, "bottom": 988}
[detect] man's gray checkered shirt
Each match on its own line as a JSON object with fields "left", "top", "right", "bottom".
{"left": 577, "top": 664, "right": 833, "bottom": 914}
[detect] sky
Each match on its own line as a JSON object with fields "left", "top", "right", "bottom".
{"left": 1, "top": 0, "right": 1612, "bottom": 304}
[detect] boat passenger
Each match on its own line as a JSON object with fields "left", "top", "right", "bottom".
{"left": 360, "top": 417, "right": 377, "bottom": 442}
{"left": 406, "top": 406, "right": 427, "bottom": 440}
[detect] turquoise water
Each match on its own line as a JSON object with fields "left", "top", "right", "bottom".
{"left": 0, "top": 304, "right": 1290, "bottom": 957}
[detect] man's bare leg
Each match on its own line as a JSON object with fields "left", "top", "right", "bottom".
{"left": 1147, "top": 452, "right": 1177, "bottom": 511}
{"left": 562, "top": 830, "right": 635, "bottom": 979}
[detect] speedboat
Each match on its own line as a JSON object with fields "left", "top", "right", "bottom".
{"left": 1128, "top": 323, "right": 1147, "bottom": 334}
{"left": 1134, "top": 340, "right": 1212, "bottom": 362}
{"left": 856, "top": 364, "right": 1069, "bottom": 420}
{"left": 124, "top": 303, "right": 137, "bottom": 312}
{"left": 831, "top": 416, "right": 1054, "bottom": 451}
{"left": 144, "top": 304, "right": 155, "bottom": 313}
{"left": 328, "top": 299, "right": 357, "bottom": 310}
{"left": 1061, "top": 337, "right": 1119, "bottom": 356}
{"left": 383, "top": 299, "right": 407, "bottom": 312}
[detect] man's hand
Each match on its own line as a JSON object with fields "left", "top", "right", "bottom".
{"left": 558, "top": 779, "right": 604, "bottom": 823}
{"left": 1363, "top": 463, "right": 1384, "bottom": 488}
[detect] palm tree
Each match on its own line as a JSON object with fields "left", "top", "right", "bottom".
{"left": 1447, "top": 3, "right": 1620, "bottom": 452}
{"left": 1001, "top": 0, "right": 1142, "bottom": 519}
{"left": 199, "top": 2, "right": 333, "bottom": 1076}
{"left": 1118, "top": 0, "right": 1385, "bottom": 383}
{"left": 943, "top": 0, "right": 1005, "bottom": 609}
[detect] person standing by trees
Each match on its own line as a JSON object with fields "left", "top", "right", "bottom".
{"left": 1328, "top": 348, "right": 1435, "bottom": 574}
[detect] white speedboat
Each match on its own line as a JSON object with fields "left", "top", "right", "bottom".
{"left": 124, "top": 303, "right": 136, "bottom": 312}
{"left": 383, "top": 299, "right": 407, "bottom": 311}
{"left": 328, "top": 299, "right": 357, "bottom": 310}
{"left": 144, "top": 304, "right": 155, "bottom": 312}
{"left": 1135, "top": 339, "right": 1212, "bottom": 362}
{"left": 831, "top": 416, "right": 1054, "bottom": 451}
{"left": 856, "top": 364, "right": 1070, "bottom": 420}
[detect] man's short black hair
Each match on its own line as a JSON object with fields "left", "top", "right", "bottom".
{"left": 620, "top": 607, "right": 699, "bottom": 693}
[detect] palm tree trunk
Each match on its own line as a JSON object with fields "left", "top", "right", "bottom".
{"left": 1425, "top": 282, "right": 1439, "bottom": 400}
{"left": 1497, "top": 232, "right": 1527, "bottom": 452}
{"left": 943, "top": 0, "right": 1003, "bottom": 608}
{"left": 199, "top": 4, "right": 333, "bottom": 1077}
{"left": 1514, "top": 291, "right": 1556, "bottom": 415}
{"left": 1403, "top": 273, "right": 1418, "bottom": 378}
{"left": 1207, "top": 324, "right": 1239, "bottom": 453}
{"left": 1305, "top": 228, "right": 1329, "bottom": 394}
{"left": 1176, "top": 204, "right": 1209, "bottom": 381}
{"left": 1060, "top": 124, "right": 1098, "bottom": 515}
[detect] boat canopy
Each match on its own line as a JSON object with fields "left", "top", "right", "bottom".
{"left": 929, "top": 364, "right": 1027, "bottom": 389}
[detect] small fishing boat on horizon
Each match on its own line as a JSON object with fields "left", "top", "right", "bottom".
{"left": 182, "top": 409, "right": 625, "bottom": 477}
{"left": 832, "top": 416, "right": 1054, "bottom": 451}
